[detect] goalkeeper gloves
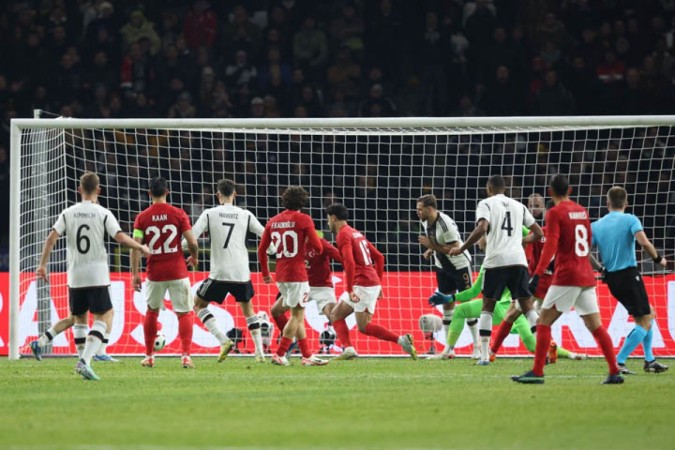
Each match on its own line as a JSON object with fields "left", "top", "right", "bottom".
{"left": 528, "top": 275, "right": 540, "bottom": 295}
{"left": 428, "top": 290, "right": 455, "bottom": 306}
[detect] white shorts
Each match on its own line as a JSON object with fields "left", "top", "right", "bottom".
{"left": 339, "top": 285, "right": 381, "bottom": 314}
{"left": 309, "top": 287, "right": 337, "bottom": 315}
{"left": 277, "top": 282, "right": 311, "bottom": 308}
{"left": 146, "top": 278, "right": 193, "bottom": 313}
{"left": 541, "top": 285, "right": 599, "bottom": 316}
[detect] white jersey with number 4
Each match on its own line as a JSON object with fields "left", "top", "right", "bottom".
{"left": 475, "top": 194, "right": 534, "bottom": 268}
{"left": 192, "top": 203, "right": 264, "bottom": 282}
{"left": 52, "top": 200, "right": 122, "bottom": 288}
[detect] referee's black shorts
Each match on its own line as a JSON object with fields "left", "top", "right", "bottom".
{"left": 605, "top": 267, "right": 652, "bottom": 317}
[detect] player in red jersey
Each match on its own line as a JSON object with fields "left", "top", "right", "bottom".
{"left": 513, "top": 175, "right": 623, "bottom": 385}
{"left": 258, "top": 186, "right": 329, "bottom": 366}
{"left": 131, "top": 177, "right": 199, "bottom": 369}
{"left": 490, "top": 221, "right": 588, "bottom": 362}
{"left": 270, "top": 234, "right": 356, "bottom": 358}
{"left": 326, "top": 203, "right": 417, "bottom": 359}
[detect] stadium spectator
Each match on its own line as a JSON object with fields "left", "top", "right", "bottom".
{"left": 293, "top": 14, "right": 329, "bottom": 79}
{"left": 326, "top": 46, "right": 361, "bottom": 100}
{"left": 120, "top": 10, "right": 161, "bottom": 56}
{"left": 533, "top": 69, "right": 575, "bottom": 115}
{"left": 182, "top": 0, "right": 218, "bottom": 49}
{"left": 220, "top": 4, "right": 263, "bottom": 61}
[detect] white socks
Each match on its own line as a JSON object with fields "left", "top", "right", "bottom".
{"left": 197, "top": 308, "right": 229, "bottom": 345}
{"left": 81, "top": 320, "right": 106, "bottom": 365}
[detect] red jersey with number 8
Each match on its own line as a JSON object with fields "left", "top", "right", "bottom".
{"left": 534, "top": 200, "right": 595, "bottom": 287}
{"left": 133, "top": 203, "right": 192, "bottom": 281}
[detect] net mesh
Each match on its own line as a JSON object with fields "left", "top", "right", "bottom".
{"left": 14, "top": 122, "right": 675, "bottom": 357}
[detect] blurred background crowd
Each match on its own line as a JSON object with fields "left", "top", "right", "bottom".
{"left": 1, "top": 0, "right": 674, "bottom": 269}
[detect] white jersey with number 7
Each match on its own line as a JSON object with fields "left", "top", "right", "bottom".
{"left": 192, "top": 203, "right": 264, "bottom": 282}
{"left": 475, "top": 193, "right": 535, "bottom": 268}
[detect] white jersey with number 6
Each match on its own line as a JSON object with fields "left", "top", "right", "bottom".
{"left": 475, "top": 193, "right": 535, "bottom": 268}
{"left": 52, "top": 200, "right": 122, "bottom": 288}
{"left": 192, "top": 203, "right": 264, "bottom": 282}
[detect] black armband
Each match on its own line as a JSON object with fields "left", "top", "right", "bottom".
{"left": 653, "top": 254, "right": 663, "bottom": 264}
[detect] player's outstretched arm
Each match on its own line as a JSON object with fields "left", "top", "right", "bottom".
{"left": 257, "top": 228, "right": 273, "bottom": 283}
{"left": 323, "top": 240, "right": 343, "bottom": 263}
{"left": 115, "top": 232, "right": 150, "bottom": 255}
{"left": 524, "top": 222, "right": 544, "bottom": 244}
{"left": 130, "top": 236, "right": 144, "bottom": 292}
{"left": 636, "top": 231, "right": 668, "bottom": 268}
{"left": 449, "top": 219, "right": 488, "bottom": 256}
{"left": 183, "top": 229, "right": 199, "bottom": 267}
{"left": 36, "top": 230, "right": 61, "bottom": 282}
{"left": 453, "top": 269, "right": 483, "bottom": 302}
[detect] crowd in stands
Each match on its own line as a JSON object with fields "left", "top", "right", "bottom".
{"left": 1, "top": 0, "right": 674, "bottom": 267}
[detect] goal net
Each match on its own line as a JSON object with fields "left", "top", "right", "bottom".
{"left": 7, "top": 117, "right": 675, "bottom": 360}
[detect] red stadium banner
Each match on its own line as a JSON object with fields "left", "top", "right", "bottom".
{"left": 2, "top": 272, "right": 674, "bottom": 357}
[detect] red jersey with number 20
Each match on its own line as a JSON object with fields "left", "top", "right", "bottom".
{"left": 336, "top": 224, "right": 384, "bottom": 292}
{"left": 133, "top": 203, "right": 192, "bottom": 282}
{"left": 534, "top": 200, "right": 595, "bottom": 287}
{"left": 258, "top": 209, "right": 322, "bottom": 282}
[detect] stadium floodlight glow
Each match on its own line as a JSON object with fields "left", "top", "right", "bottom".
{"left": 9, "top": 116, "right": 675, "bottom": 360}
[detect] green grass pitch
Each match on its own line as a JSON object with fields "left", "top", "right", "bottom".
{"left": 1, "top": 356, "right": 673, "bottom": 450}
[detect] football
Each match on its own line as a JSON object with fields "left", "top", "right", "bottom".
{"left": 154, "top": 332, "right": 166, "bottom": 352}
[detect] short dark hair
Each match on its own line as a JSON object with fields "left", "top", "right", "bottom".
{"left": 549, "top": 174, "right": 570, "bottom": 197}
{"left": 281, "top": 186, "right": 308, "bottom": 210}
{"left": 217, "top": 179, "right": 236, "bottom": 197}
{"left": 417, "top": 194, "right": 437, "bottom": 209}
{"left": 326, "top": 203, "right": 349, "bottom": 220}
{"left": 607, "top": 186, "right": 627, "bottom": 208}
{"left": 149, "top": 176, "right": 168, "bottom": 197}
{"left": 80, "top": 172, "right": 99, "bottom": 194}
{"left": 487, "top": 175, "right": 506, "bottom": 192}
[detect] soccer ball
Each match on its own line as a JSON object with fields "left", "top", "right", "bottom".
{"left": 154, "top": 332, "right": 166, "bottom": 352}
{"left": 418, "top": 314, "right": 443, "bottom": 334}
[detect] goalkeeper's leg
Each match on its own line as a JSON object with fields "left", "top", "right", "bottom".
{"left": 441, "top": 300, "right": 483, "bottom": 358}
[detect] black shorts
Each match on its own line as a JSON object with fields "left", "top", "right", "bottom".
{"left": 482, "top": 266, "right": 531, "bottom": 300}
{"left": 69, "top": 286, "right": 113, "bottom": 316}
{"left": 605, "top": 267, "right": 651, "bottom": 317}
{"left": 196, "top": 279, "right": 254, "bottom": 303}
{"left": 436, "top": 267, "right": 472, "bottom": 294}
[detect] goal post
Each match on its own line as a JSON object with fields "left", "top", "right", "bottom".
{"left": 8, "top": 116, "right": 675, "bottom": 360}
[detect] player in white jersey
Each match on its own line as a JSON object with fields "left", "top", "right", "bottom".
{"left": 416, "top": 194, "right": 479, "bottom": 359}
{"left": 189, "top": 179, "right": 272, "bottom": 362}
{"left": 32, "top": 172, "right": 149, "bottom": 380}
{"left": 449, "top": 175, "right": 543, "bottom": 364}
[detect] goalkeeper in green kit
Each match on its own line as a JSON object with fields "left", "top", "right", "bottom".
{"left": 430, "top": 228, "right": 583, "bottom": 361}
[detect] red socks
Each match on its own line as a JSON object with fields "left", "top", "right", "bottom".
{"left": 532, "top": 324, "right": 551, "bottom": 376}
{"left": 298, "top": 338, "right": 311, "bottom": 358}
{"left": 178, "top": 312, "right": 193, "bottom": 356}
{"left": 364, "top": 323, "right": 398, "bottom": 343}
{"left": 273, "top": 312, "right": 289, "bottom": 335}
{"left": 490, "top": 320, "right": 512, "bottom": 355}
{"left": 277, "top": 336, "right": 292, "bottom": 357}
{"left": 143, "top": 310, "right": 159, "bottom": 355}
{"left": 593, "top": 326, "right": 619, "bottom": 375}
{"left": 332, "top": 319, "right": 352, "bottom": 348}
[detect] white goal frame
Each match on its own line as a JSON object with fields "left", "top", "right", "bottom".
{"left": 9, "top": 115, "right": 675, "bottom": 360}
